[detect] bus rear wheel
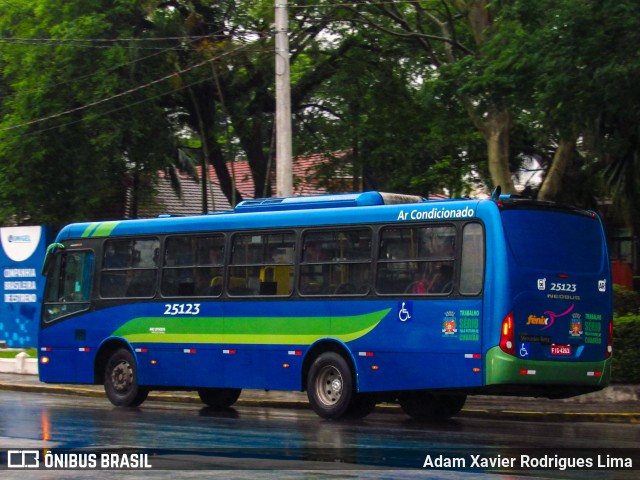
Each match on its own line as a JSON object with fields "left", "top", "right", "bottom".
{"left": 307, "top": 352, "right": 355, "bottom": 420}
{"left": 198, "top": 388, "right": 242, "bottom": 409}
{"left": 400, "top": 392, "right": 466, "bottom": 421}
{"left": 104, "top": 349, "right": 149, "bottom": 407}
{"left": 346, "top": 393, "right": 377, "bottom": 419}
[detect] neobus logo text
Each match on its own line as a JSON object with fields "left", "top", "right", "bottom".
{"left": 397, "top": 206, "right": 475, "bottom": 221}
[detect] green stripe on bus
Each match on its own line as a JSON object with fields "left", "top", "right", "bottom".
{"left": 91, "top": 221, "right": 120, "bottom": 237}
{"left": 112, "top": 309, "right": 391, "bottom": 345}
{"left": 81, "top": 223, "right": 100, "bottom": 238}
{"left": 81, "top": 221, "right": 120, "bottom": 238}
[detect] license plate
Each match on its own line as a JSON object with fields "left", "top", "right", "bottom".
{"left": 550, "top": 344, "right": 571, "bottom": 356}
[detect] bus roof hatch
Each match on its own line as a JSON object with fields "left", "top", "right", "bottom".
{"left": 233, "top": 192, "right": 424, "bottom": 213}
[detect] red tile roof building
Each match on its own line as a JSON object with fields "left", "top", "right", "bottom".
{"left": 130, "top": 152, "right": 354, "bottom": 218}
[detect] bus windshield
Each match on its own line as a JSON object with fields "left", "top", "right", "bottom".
{"left": 501, "top": 209, "right": 605, "bottom": 273}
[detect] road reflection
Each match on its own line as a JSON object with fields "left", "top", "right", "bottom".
{"left": 1, "top": 391, "right": 639, "bottom": 477}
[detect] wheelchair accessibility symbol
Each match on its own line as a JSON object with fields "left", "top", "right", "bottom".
{"left": 398, "top": 301, "right": 412, "bottom": 322}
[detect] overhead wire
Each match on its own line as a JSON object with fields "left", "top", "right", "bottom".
{"left": 0, "top": 32, "right": 273, "bottom": 103}
{"left": 0, "top": 32, "right": 268, "bottom": 50}
{"left": 289, "top": 0, "right": 418, "bottom": 8}
{"left": 16, "top": 71, "right": 236, "bottom": 138}
{"left": 0, "top": 37, "right": 205, "bottom": 102}
{"left": 0, "top": 41, "right": 266, "bottom": 134}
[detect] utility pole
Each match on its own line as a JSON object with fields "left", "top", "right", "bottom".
{"left": 275, "top": 0, "right": 293, "bottom": 197}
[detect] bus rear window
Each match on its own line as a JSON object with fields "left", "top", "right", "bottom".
{"left": 501, "top": 209, "right": 604, "bottom": 273}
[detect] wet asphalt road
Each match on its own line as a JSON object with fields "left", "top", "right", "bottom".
{"left": 0, "top": 390, "right": 639, "bottom": 479}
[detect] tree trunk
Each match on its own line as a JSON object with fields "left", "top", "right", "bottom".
{"left": 483, "top": 108, "right": 516, "bottom": 193}
{"left": 208, "top": 140, "right": 243, "bottom": 207}
{"left": 537, "top": 138, "right": 575, "bottom": 201}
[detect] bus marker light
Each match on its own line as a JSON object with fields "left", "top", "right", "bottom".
{"left": 135, "top": 348, "right": 148, "bottom": 353}
{"left": 587, "top": 371, "right": 602, "bottom": 377}
{"left": 40, "top": 357, "right": 50, "bottom": 364}
{"left": 472, "top": 368, "right": 481, "bottom": 373}
{"left": 151, "top": 360, "right": 157, "bottom": 365}
{"left": 359, "top": 352, "right": 374, "bottom": 357}
{"left": 183, "top": 349, "right": 197, "bottom": 354}
{"left": 371, "top": 365, "right": 379, "bottom": 370}
{"left": 519, "top": 369, "right": 537, "bottom": 375}
{"left": 283, "top": 363, "right": 290, "bottom": 368}
{"left": 606, "top": 322, "right": 613, "bottom": 359}
{"left": 223, "top": 349, "right": 236, "bottom": 355}
{"left": 557, "top": 273, "right": 570, "bottom": 278}
{"left": 288, "top": 350, "right": 302, "bottom": 356}
{"left": 78, "top": 347, "right": 90, "bottom": 352}
{"left": 499, "top": 313, "right": 515, "bottom": 356}
{"left": 465, "top": 353, "right": 481, "bottom": 359}
{"left": 41, "top": 347, "right": 52, "bottom": 352}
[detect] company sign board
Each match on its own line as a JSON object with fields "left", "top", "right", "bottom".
{"left": 0, "top": 226, "right": 48, "bottom": 347}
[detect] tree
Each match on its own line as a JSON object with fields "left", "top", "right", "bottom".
{"left": 487, "top": 0, "right": 640, "bottom": 213}
{"left": 0, "top": 0, "right": 176, "bottom": 227}
{"left": 337, "top": 0, "right": 523, "bottom": 193}
{"left": 294, "top": 27, "right": 484, "bottom": 197}
{"left": 147, "top": 0, "right": 361, "bottom": 203}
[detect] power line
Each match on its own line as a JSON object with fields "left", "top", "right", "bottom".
{"left": 0, "top": 33, "right": 268, "bottom": 51}
{"left": 0, "top": 42, "right": 260, "bottom": 133}
{"left": 0, "top": 38, "right": 201, "bottom": 102}
{"left": 0, "top": 32, "right": 270, "bottom": 43}
{"left": 15, "top": 74, "right": 232, "bottom": 138}
{"left": 0, "top": 33, "right": 271, "bottom": 103}
{"left": 289, "top": 0, "right": 416, "bottom": 8}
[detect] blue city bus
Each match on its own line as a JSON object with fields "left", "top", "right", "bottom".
{"left": 39, "top": 191, "right": 613, "bottom": 420}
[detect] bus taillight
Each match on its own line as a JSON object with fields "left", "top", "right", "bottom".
{"left": 499, "top": 312, "right": 515, "bottom": 356}
{"left": 606, "top": 321, "right": 613, "bottom": 359}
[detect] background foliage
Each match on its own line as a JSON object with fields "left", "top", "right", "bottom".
{"left": 612, "top": 286, "right": 640, "bottom": 383}
{"left": 0, "top": 0, "right": 639, "bottom": 231}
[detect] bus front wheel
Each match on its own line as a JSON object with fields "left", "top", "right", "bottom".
{"left": 307, "top": 352, "right": 354, "bottom": 420}
{"left": 400, "top": 392, "right": 466, "bottom": 421}
{"left": 104, "top": 349, "right": 149, "bottom": 407}
{"left": 198, "top": 388, "right": 242, "bottom": 409}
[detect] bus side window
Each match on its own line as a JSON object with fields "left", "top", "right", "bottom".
{"left": 299, "top": 229, "right": 371, "bottom": 296}
{"left": 161, "top": 235, "right": 225, "bottom": 298}
{"left": 376, "top": 225, "right": 455, "bottom": 295}
{"left": 100, "top": 238, "right": 159, "bottom": 299}
{"left": 460, "top": 223, "right": 484, "bottom": 295}
{"left": 229, "top": 232, "right": 295, "bottom": 297}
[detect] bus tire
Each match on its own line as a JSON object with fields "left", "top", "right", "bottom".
{"left": 198, "top": 388, "right": 242, "bottom": 409}
{"left": 104, "top": 348, "right": 149, "bottom": 407}
{"left": 307, "top": 352, "right": 354, "bottom": 420}
{"left": 438, "top": 393, "right": 466, "bottom": 418}
{"left": 400, "top": 392, "right": 466, "bottom": 421}
{"left": 346, "top": 393, "right": 377, "bottom": 419}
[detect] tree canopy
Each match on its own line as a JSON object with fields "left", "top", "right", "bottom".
{"left": 0, "top": 0, "right": 639, "bottom": 229}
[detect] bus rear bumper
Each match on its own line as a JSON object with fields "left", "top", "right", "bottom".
{"left": 484, "top": 346, "right": 611, "bottom": 398}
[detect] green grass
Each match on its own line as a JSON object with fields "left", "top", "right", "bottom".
{"left": 0, "top": 348, "right": 37, "bottom": 358}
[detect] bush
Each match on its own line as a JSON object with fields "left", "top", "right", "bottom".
{"left": 613, "top": 284, "right": 640, "bottom": 316}
{"left": 611, "top": 314, "right": 640, "bottom": 383}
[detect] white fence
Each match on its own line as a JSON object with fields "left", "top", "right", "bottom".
{"left": 0, "top": 352, "right": 38, "bottom": 375}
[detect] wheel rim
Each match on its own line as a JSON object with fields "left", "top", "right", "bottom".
{"left": 110, "top": 360, "right": 133, "bottom": 393}
{"left": 315, "top": 364, "right": 343, "bottom": 407}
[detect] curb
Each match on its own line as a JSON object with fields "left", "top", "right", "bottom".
{"left": 459, "top": 408, "right": 640, "bottom": 424}
{"left": 1, "top": 381, "right": 639, "bottom": 423}
{"left": 0, "top": 355, "right": 38, "bottom": 375}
